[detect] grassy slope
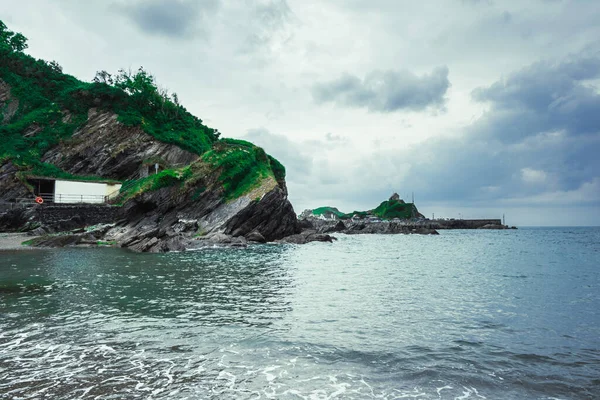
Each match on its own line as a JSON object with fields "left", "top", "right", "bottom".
{"left": 0, "top": 20, "right": 285, "bottom": 201}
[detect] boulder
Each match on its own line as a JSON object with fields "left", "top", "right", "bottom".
{"left": 27, "top": 226, "right": 48, "bottom": 237}
{"left": 278, "top": 230, "right": 336, "bottom": 244}
{"left": 321, "top": 220, "right": 346, "bottom": 233}
{"left": 298, "top": 218, "right": 314, "bottom": 230}
{"left": 478, "top": 224, "right": 507, "bottom": 230}
{"left": 245, "top": 231, "right": 266, "bottom": 243}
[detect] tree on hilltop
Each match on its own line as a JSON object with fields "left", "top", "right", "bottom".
{"left": 0, "top": 20, "right": 28, "bottom": 52}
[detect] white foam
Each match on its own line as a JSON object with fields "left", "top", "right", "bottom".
{"left": 436, "top": 385, "right": 453, "bottom": 396}
{"left": 454, "top": 386, "right": 487, "bottom": 400}
{"left": 392, "top": 387, "right": 427, "bottom": 398}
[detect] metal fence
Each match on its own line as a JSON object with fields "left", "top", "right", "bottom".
{"left": 14, "top": 193, "right": 110, "bottom": 205}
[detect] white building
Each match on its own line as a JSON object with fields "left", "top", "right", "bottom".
{"left": 29, "top": 177, "right": 122, "bottom": 204}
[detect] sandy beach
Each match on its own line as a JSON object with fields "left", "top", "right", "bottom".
{"left": 0, "top": 233, "right": 38, "bottom": 250}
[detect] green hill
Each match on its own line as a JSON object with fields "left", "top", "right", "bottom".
{"left": 0, "top": 20, "right": 284, "bottom": 201}
{"left": 309, "top": 195, "right": 422, "bottom": 220}
{"left": 372, "top": 199, "right": 418, "bottom": 220}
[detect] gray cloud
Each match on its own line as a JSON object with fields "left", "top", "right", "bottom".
{"left": 471, "top": 51, "right": 600, "bottom": 142}
{"left": 396, "top": 51, "right": 600, "bottom": 206}
{"left": 241, "top": 128, "right": 314, "bottom": 182}
{"left": 240, "top": 0, "right": 296, "bottom": 59}
{"left": 312, "top": 66, "right": 450, "bottom": 112}
{"left": 4, "top": 0, "right": 600, "bottom": 224}
{"left": 294, "top": 50, "right": 600, "bottom": 218}
{"left": 116, "top": 0, "right": 219, "bottom": 39}
{"left": 251, "top": 0, "right": 293, "bottom": 42}
{"left": 461, "top": 0, "right": 494, "bottom": 5}
{"left": 243, "top": 52, "right": 600, "bottom": 218}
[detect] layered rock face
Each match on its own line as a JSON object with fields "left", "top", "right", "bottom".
{"left": 102, "top": 175, "right": 301, "bottom": 252}
{"left": 0, "top": 22, "right": 314, "bottom": 252}
{"left": 1, "top": 172, "right": 303, "bottom": 252}
{"left": 0, "top": 84, "right": 303, "bottom": 250}
{"left": 40, "top": 108, "right": 200, "bottom": 181}
{"left": 0, "top": 80, "right": 28, "bottom": 200}
{"left": 0, "top": 79, "right": 18, "bottom": 123}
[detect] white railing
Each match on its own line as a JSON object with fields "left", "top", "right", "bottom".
{"left": 52, "top": 193, "right": 109, "bottom": 204}
{"left": 16, "top": 193, "right": 109, "bottom": 205}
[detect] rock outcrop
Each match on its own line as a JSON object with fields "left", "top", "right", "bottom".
{"left": 0, "top": 92, "right": 303, "bottom": 250}
{"left": 0, "top": 78, "right": 19, "bottom": 123}
{"left": 99, "top": 175, "right": 302, "bottom": 252}
{"left": 301, "top": 218, "right": 439, "bottom": 236}
{"left": 41, "top": 109, "right": 199, "bottom": 181}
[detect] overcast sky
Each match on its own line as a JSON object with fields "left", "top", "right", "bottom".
{"left": 3, "top": 0, "right": 599, "bottom": 225}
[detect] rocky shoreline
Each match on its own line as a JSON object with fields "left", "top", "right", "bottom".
{"left": 1, "top": 196, "right": 524, "bottom": 252}
{"left": 0, "top": 201, "right": 443, "bottom": 252}
{"left": 1, "top": 207, "right": 521, "bottom": 252}
{"left": 0, "top": 198, "right": 339, "bottom": 252}
{"left": 299, "top": 218, "right": 439, "bottom": 236}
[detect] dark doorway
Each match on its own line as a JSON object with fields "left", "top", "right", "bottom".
{"left": 28, "top": 179, "right": 55, "bottom": 202}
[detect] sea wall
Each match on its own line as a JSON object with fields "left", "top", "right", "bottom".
{"left": 36, "top": 205, "right": 121, "bottom": 228}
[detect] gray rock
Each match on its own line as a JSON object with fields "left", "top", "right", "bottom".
{"left": 172, "top": 219, "right": 198, "bottom": 234}
{"left": 28, "top": 226, "right": 48, "bottom": 236}
{"left": 161, "top": 237, "right": 189, "bottom": 252}
{"left": 278, "top": 230, "right": 336, "bottom": 244}
{"left": 202, "top": 232, "right": 233, "bottom": 244}
{"left": 245, "top": 231, "right": 266, "bottom": 243}
{"left": 478, "top": 224, "right": 507, "bottom": 230}
{"left": 320, "top": 220, "right": 346, "bottom": 233}
{"left": 298, "top": 218, "right": 314, "bottom": 229}
{"left": 28, "top": 234, "right": 83, "bottom": 248}
{"left": 129, "top": 237, "right": 160, "bottom": 252}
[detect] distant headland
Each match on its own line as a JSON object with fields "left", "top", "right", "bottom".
{"left": 297, "top": 192, "right": 516, "bottom": 238}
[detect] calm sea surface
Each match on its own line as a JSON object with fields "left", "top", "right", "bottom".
{"left": 1, "top": 228, "right": 599, "bottom": 399}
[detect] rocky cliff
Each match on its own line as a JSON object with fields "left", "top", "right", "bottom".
{"left": 0, "top": 20, "right": 306, "bottom": 250}
{"left": 0, "top": 83, "right": 302, "bottom": 250}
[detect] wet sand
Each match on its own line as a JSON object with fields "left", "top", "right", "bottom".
{"left": 0, "top": 233, "right": 39, "bottom": 250}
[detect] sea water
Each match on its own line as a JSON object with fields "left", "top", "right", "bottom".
{"left": 1, "top": 227, "right": 599, "bottom": 399}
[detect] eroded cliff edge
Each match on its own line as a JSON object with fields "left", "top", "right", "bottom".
{"left": 0, "top": 103, "right": 303, "bottom": 251}
{"left": 0, "top": 20, "right": 311, "bottom": 251}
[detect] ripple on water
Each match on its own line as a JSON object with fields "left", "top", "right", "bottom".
{"left": 1, "top": 228, "right": 600, "bottom": 399}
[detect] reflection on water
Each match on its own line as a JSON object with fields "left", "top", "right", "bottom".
{"left": 1, "top": 228, "right": 600, "bottom": 399}
{"left": 3, "top": 246, "right": 293, "bottom": 324}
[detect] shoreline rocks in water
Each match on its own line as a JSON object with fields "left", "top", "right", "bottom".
{"left": 300, "top": 217, "right": 439, "bottom": 236}
{"left": 19, "top": 223, "right": 338, "bottom": 251}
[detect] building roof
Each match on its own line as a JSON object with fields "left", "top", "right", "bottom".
{"left": 25, "top": 175, "right": 122, "bottom": 185}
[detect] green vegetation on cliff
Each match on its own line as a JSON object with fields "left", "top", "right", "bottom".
{"left": 0, "top": 20, "right": 284, "bottom": 201}
{"left": 310, "top": 197, "right": 420, "bottom": 220}
{"left": 117, "top": 168, "right": 192, "bottom": 203}
{"left": 203, "top": 138, "right": 285, "bottom": 200}
{"left": 372, "top": 200, "right": 417, "bottom": 220}
{"left": 312, "top": 206, "right": 347, "bottom": 219}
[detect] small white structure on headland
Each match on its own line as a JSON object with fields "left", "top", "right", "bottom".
{"left": 28, "top": 177, "right": 122, "bottom": 204}
{"left": 54, "top": 180, "right": 121, "bottom": 204}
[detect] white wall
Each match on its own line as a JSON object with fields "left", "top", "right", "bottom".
{"left": 106, "top": 183, "right": 122, "bottom": 199}
{"left": 54, "top": 180, "right": 108, "bottom": 204}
